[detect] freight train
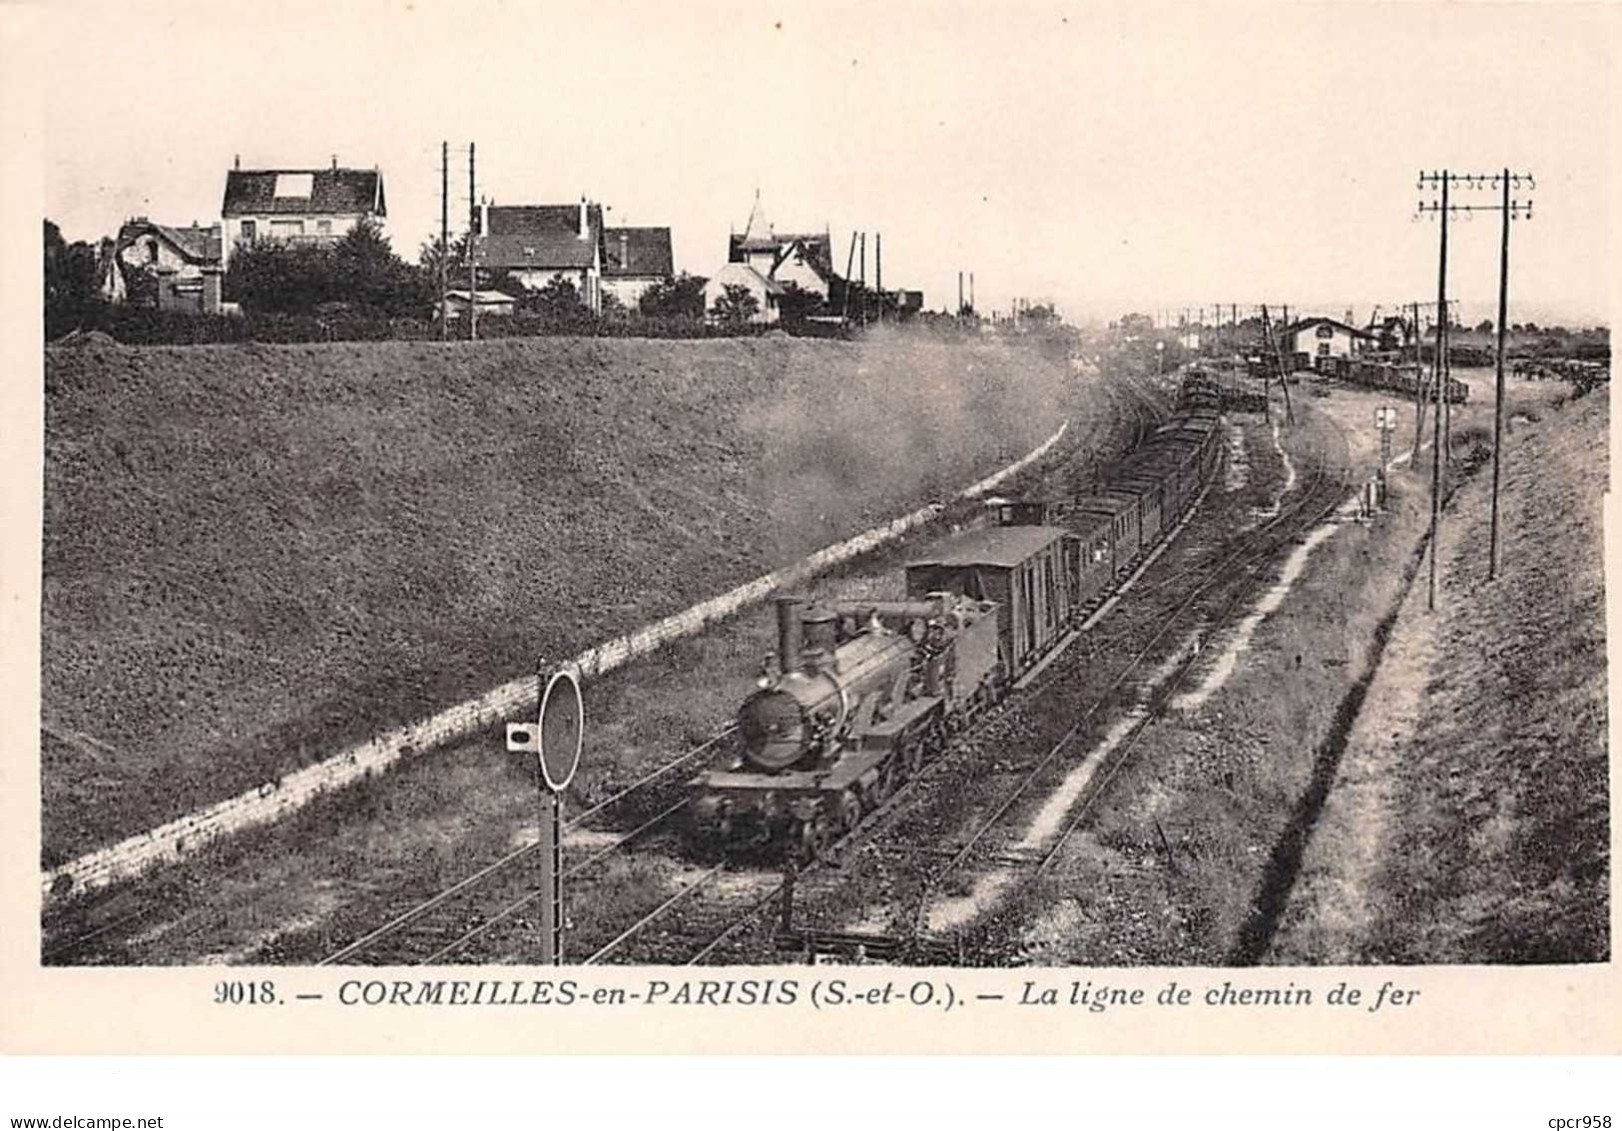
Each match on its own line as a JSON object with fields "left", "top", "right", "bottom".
{"left": 689, "top": 403, "right": 1223, "bottom": 860}
{"left": 1319, "top": 355, "right": 1469, "bottom": 404}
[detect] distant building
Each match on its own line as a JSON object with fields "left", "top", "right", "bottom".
{"left": 1369, "top": 314, "right": 1413, "bottom": 352}
{"left": 439, "top": 289, "right": 517, "bottom": 320}
{"left": 727, "top": 192, "right": 834, "bottom": 300}
{"left": 220, "top": 158, "right": 387, "bottom": 269}
{"left": 99, "top": 218, "right": 224, "bottom": 314}
{"left": 1280, "top": 316, "right": 1376, "bottom": 366}
{"left": 477, "top": 200, "right": 605, "bottom": 313}
{"left": 703, "top": 261, "right": 784, "bottom": 324}
{"left": 602, "top": 226, "right": 674, "bottom": 308}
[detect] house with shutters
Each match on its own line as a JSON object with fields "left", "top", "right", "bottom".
{"left": 476, "top": 199, "right": 607, "bottom": 314}
{"left": 220, "top": 158, "right": 387, "bottom": 269}
{"left": 99, "top": 217, "right": 224, "bottom": 313}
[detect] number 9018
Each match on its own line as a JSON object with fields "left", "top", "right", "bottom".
{"left": 213, "top": 980, "right": 277, "bottom": 1005}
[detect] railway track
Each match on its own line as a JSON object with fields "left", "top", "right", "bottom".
{"left": 706, "top": 402, "right": 1356, "bottom": 964}
{"left": 356, "top": 369, "right": 1184, "bottom": 968}
{"left": 551, "top": 376, "right": 1237, "bottom": 966}
{"left": 42, "top": 366, "right": 1185, "bottom": 969}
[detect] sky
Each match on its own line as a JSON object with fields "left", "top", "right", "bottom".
{"left": 32, "top": 0, "right": 1619, "bottom": 327}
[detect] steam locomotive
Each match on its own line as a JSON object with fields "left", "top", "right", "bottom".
{"left": 689, "top": 402, "right": 1223, "bottom": 860}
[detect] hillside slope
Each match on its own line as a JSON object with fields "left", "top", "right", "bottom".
{"left": 1272, "top": 387, "right": 1609, "bottom": 963}
{"left": 42, "top": 333, "right": 1073, "bottom": 863}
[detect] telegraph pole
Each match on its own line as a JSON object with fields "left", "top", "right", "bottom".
{"left": 875, "top": 232, "right": 883, "bottom": 324}
{"left": 1417, "top": 169, "right": 1534, "bottom": 588}
{"left": 1419, "top": 171, "right": 1450, "bottom": 612}
{"left": 440, "top": 141, "right": 449, "bottom": 342}
{"left": 1411, "top": 300, "right": 1426, "bottom": 461}
{"left": 858, "top": 232, "right": 867, "bottom": 326}
{"left": 841, "top": 232, "right": 857, "bottom": 326}
{"left": 1487, "top": 170, "right": 1534, "bottom": 580}
{"left": 467, "top": 141, "right": 478, "bottom": 342}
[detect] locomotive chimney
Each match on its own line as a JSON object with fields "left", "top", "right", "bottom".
{"left": 774, "top": 595, "right": 804, "bottom": 676}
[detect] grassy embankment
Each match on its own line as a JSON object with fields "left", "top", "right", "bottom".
{"left": 1006, "top": 370, "right": 1583, "bottom": 963}
{"left": 1271, "top": 383, "right": 1608, "bottom": 964}
{"left": 43, "top": 333, "right": 1071, "bottom": 866}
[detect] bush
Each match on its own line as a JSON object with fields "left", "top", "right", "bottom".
{"left": 46, "top": 304, "right": 802, "bottom": 346}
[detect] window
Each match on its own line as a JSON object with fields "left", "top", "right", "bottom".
{"left": 317, "top": 220, "right": 332, "bottom": 236}
{"left": 270, "top": 219, "right": 306, "bottom": 238}
{"left": 1317, "top": 342, "right": 1331, "bottom": 356}
{"left": 273, "top": 172, "right": 314, "bottom": 198}
{"left": 239, "top": 220, "right": 257, "bottom": 243}
{"left": 147, "top": 240, "right": 159, "bottom": 263}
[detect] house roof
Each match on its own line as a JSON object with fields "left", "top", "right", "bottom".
{"left": 771, "top": 235, "right": 834, "bottom": 282}
{"left": 444, "top": 289, "right": 516, "bottom": 305}
{"left": 1283, "top": 316, "right": 1376, "bottom": 340}
{"left": 709, "top": 261, "right": 785, "bottom": 296}
{"left": 603, "top": 226, "right": 673, "bottom": 278}
{"left": 736, "top": 228, "right": 836, "bottom": 256}
{"left": 486, "top": 203, "right": 602, "bottom": 238}
{"left": 222, "top": 168, "right": 385, "bottom": 217}
{"left": 117, "top": 219, "right": 222, "bottom": 265}
{"left": 478, "top": 233, "right": 598, "bottom": 270}
{"left": 906, "top": 525, "right": 1066, "bottom": 570}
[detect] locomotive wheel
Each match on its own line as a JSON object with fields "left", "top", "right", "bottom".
{"left": 793, "top": 819, "right": 817, "bottom": 865}
{"left": 876, "top": 760, "right": 898, "bottom": 800}
{"left": 903, "top": 740, "right": 924, "bottom": 779}
{"left": 860, "top": 778, "right": 880, "bottom": 815}
{"left": 838, "top": 790, "right": 862, "bottom": 834}
{"left": 809, "top": 811, "right": 836, "bottom": 862}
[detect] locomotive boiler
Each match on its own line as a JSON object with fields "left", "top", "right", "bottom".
{"left": 692, "top": 591, "right": 1003, "bottom": 859}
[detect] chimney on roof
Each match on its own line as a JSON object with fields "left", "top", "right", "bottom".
{"left": 331, "top": 154, "right": 338, "bottom": 171}
{"left": 578, "top": 196, "right": 588, "bottom": 240}
{"left": 233, "top": 155, "right": 240, "bottom": 171}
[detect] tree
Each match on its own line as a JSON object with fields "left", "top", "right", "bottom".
{"left": 418, "top": 233, "right": 471, "bottom": 282}
{"left": 44, "top": 220, "right": 103, "bottom": 331}
{"left": 711, "top": 282, "right": 760, "bottom": 325}
{"left": 1119, "top": 312, "right": 1155, "bottom": 338}
{"left": 332, "top": 218, "right": 428, "bottom": 315}
{"left": 226, "top": 240, "right": 338, "bottom": 314}
{"left": 1475, "top": 319, "right": 1494, "bottom": 335}
{"left": 776, "top": 281, "right": 822, "bottom": 327}
{"left": 638, "top": 272, "right": 708, "bottom": 319}
{"left": 227, "top": 218, "right": 428, "bottom": 316}
{"left": 528, "top": 275, "right": 582, "bottom": 316}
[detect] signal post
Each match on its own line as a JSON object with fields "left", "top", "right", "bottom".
{"left": 1375, "top": 405, "right": 1398, "bottom": 508}
{"left": 506, "top": 669, "right": 584, "bottom": 964}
